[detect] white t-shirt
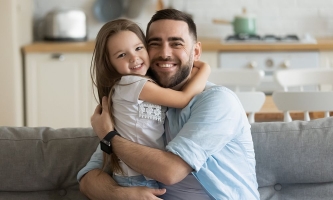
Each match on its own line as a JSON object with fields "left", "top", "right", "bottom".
{"left": 112, "top": 75, "right": 166, "bottom": 177}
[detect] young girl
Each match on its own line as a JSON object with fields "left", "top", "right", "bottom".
{"left": 91, "top": 19, "right": 210, "bottom": 189}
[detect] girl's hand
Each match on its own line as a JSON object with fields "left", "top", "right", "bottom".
{"left": 193, "top": 60, "right": 206, "bottom": 69}
{"left": 190, "top": 65, "right": 200, "bottom": 77}
{"left": 191, "top": 60, "right": 210, "bottom": 78}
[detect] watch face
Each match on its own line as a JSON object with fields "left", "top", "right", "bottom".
{"left": 101, "top": 139, "right": 110, "bottom": 146}
{"left": 100, "top": 141, "right": 111, "bottom": 154}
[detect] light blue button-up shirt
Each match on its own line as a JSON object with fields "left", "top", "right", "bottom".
{"left": 164, "top": 83, "right": 260, "bottom": 200}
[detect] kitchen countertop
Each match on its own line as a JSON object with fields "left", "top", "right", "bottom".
{"left": 22, "top": 41, "right": 96, "bottom": 53}
{"left": 22, "top": 38, "right": 333, "bottom": 53}
{"left": 200, "top": 38, "right": 333, "bottom": 51}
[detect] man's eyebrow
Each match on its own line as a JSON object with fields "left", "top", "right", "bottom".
{"left": 168, "top": 37, "right": 185, "bottom": 42}
{"left": 147, "top": 37, "right": 161, "bottom": 43}
{"left": 147, "top": 37, "right": 185, "bottom": 43}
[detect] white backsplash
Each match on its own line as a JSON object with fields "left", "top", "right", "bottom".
{"left": 33, "top": 0, "right": 333, "bottom": 41}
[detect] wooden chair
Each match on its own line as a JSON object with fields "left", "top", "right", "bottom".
{"left": 273, "top": 68, "right": 333, "bottom": 122}
{"left": 209, "top": 69, "right": 266, "bottom": 123}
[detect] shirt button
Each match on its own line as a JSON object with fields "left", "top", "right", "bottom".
{"left": 274, "top": 183, "right": 282, "bottom": 191}
{"left": 58, "top": 189, "right": 67, "bottom": 196}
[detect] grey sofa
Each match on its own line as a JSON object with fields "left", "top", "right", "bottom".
{"left": 1, "top": 117, "right": 333, "bottom": 200}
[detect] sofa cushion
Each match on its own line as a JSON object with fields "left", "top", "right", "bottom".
{"left": 0, "top": 126, "right": 99, "bottom": 199}
{"left": 251, "top": 117, "right": 333, "bottom": 200}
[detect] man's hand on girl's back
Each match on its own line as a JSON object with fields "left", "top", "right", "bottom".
{"left": 91, "top": 96, "right": 114, "bottom": 140}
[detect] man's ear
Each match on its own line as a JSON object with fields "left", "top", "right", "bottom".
{"left": 193, "top": 42, "right": 202, "bottom": 61}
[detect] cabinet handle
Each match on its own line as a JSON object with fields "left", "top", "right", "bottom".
{"left": 281, "top": 60, "right": 291, "bottom": 68}
{"left": 248, "top": 61, "right": 258, "bottom": 69}
{"left": 51, "top": 54, "right": 65, "bottom": 61}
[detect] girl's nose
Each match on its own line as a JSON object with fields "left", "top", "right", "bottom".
{"left": 129, "top": 55, "right": 138, "bottom": 63}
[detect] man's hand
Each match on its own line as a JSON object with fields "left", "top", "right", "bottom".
{"left": 121, "top": 187, "right": 166, "bottom": 200}
{"left": 91, "top": 96, "right": 114, "bottom": 140}
{"left": 80, "top": 169, "right": 166, "bottom": 200}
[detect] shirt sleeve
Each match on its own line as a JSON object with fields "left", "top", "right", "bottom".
{"left": 115, "top": 76, "right": 148, "bottom": 103}
{"left": 77, "top": 144, "right": 104, "bottom": 182}
{"left": 165, "top": 87, "right": 248, "bottom": 172}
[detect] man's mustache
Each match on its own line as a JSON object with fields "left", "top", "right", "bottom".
{"left": 151, "top": 56, "right": 179, "bottom": 63}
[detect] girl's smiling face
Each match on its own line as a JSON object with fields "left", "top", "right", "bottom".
{"left": 107, "top": 30, "right": 150, "bottom": 76}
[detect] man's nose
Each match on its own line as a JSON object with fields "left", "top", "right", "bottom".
{"left": 158, "top": 44, "right": 172, "bottom": 59}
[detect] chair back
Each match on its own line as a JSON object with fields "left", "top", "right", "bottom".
{"left": 209, "top": 69, "right": 266, "bottom": 123}
{"left": 209, "top": 69, "right": 265, "bottom": 91}
{"left": 273, "top": 68, "right": 333, "bottom": 121}
{"left": 273, "top": 91, "right": 333, "bottom": 122}
{"left": 274, "top": 68, "right": 333, "bottom": 91}
{"left": 235, "top": 92, "right": 266, "bottom": 123}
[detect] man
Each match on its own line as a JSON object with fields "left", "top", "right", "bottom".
{"left": 78, "top": 9, "right": 259, "bottom": 200}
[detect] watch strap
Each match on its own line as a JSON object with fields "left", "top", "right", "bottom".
{"left": 104, "top": 130, "right": 120, "bottom": 142}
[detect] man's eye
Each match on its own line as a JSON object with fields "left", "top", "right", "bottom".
{"left": 172, "top": 43, "right": 183, "bottom": 47}
{"left": 148, "top": 42, "right": 159, "bottom": 46}
{"left": 117, "top": 53, "right": 125, "bottom": 58}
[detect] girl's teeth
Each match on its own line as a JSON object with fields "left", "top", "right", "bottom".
{"left": 132, "top": 64, "right": 141, "bottom": 69}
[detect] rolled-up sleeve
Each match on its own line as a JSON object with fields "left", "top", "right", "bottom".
{"left": 166, "top": 87, "right": 245, "bottom": 172}
{"left": 77, "top": 144, "right": 104, "bottom": 182}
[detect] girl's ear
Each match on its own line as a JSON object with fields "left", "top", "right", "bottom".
{"left": 193, "top": 42, "right": 202, "bottom": 61}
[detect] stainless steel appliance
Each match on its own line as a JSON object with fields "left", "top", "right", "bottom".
{"left": 44, "top": 9, "right": 87, "bottom": 41}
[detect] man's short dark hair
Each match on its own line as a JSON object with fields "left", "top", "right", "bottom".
{"left": 146, "top": 9, "right": 197, "bottom": 42}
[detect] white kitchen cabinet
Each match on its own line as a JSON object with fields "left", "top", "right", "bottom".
{"left": 218, "top": 51, "right": 320, "bottom": 93}
{"left": 25, "top": 52, "right": 98, "bottom": 128}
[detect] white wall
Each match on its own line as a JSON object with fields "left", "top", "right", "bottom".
{"left": 0, "top": 0, "right": 33, "bottom": 126}
{"left": 33, "top": 0, "right": 333, "bottom": 41}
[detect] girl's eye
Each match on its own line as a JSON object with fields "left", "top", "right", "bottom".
{"left": 117, "top": 53, "right": 125, "bottom": 58}
{"left": 136, "top": 46, "right": 143, "bottom": 51}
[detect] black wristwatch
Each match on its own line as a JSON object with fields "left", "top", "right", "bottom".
{"left": 100, "top": 130, "right": 120, "bottom": 154}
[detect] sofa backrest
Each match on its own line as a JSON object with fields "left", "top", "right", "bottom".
{"left": 0, "top": 126, "right": 99, "bottom": 200}
{"left": 2, "top": 117, "right": 333, "bottom": 200}
{"left": 251, "top": 117, "right": 333, "bottom": 200}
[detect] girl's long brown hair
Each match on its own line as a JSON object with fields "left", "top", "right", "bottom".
{"left": 91, "top": 19, "right": 147, "bottom": 174}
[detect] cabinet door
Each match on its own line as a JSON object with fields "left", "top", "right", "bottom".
{"left": 25, "top": 53, "right": 97, "bottom": 128}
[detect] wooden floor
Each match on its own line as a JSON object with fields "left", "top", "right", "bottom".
{"left": 254, "top": 96, "right": 332, "bottom": 122}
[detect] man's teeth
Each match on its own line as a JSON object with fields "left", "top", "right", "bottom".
{"left": 159, "top": 64, "right": 173, "bottom": 68}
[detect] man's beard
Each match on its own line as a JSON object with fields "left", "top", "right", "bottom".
{"left": 149, "top": 53, "right": 193, "bottom": 88}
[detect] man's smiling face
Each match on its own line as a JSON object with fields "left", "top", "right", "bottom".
{"left": 147, "top": 19, "right": 200, "bottom": 88}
